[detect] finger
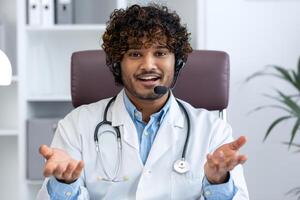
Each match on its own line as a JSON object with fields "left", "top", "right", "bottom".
{"left": 71, "top": 160, "right": 84, "bottom": 180}
{"left": 206, "top": 153, "right": 217, "bottom": 168}
{"left": 227, "top": 155, "right": 247, "bottom": 170}
{"left": 43, "top": 161, "right": 57, "bottom": 177}
{"left": 53, "top": 164, "right": 66, "bottom": 179}
{"left": 229, "top": 136, "right": 247, "bottom": 151}
{"left": 226, "top": 158, "right": 239, "bottom": 171}
{"left": 39, "top": 144, "right": 53, "bottom": 160}
{"left": 62, "top": 161, "right": 76, "bottom": 180}
{"left": 215, "top": 151, "right": 226, "bottom": 169}
{"left": 238, "top": 155, "right": 248, "bottom": 165}
{"left": 207, "top": 153, "right": 223, "bottom": 172}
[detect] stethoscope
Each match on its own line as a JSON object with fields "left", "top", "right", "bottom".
{"left": 94, "top": 92, "right": 191, "bottom": 182}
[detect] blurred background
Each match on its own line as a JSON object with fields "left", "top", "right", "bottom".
{"left": 0, "top": 0, "right": 299, "bottom": 199}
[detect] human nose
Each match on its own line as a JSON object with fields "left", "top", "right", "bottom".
{"left": 140, "top": 54, "right": 157, "bottom": 71}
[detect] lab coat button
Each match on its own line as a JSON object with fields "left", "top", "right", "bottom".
{"left": 65, "top": 191, "right": 72, "bottom": 196}
{"left": 134, "top": 111, "right": 139, "bottom": 117}
{"left": 204, "top": 190, "right": 211, "bottom": 197}
{"left": 123, "top": 176, "right": 129, "bottom": 181}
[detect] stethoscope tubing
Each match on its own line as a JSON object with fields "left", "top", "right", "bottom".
{"left": 94, "top": 94, "right": 191, "bottom": 177}
{"left": 94, "top": 96, "right": 119, "bottom": 143}
{"left": 175, "top": 99, "right": 190, "bottom": 160}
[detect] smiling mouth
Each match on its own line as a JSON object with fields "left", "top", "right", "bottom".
{"left": 136, "top": 74, "right": 161, "bottom": 82}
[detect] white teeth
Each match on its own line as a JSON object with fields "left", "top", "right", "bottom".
{"left": 141, "top": 76, "right": 157, "bottom": 80}
{"left": 138, "top": 75, "right": 160, "bottom": 80}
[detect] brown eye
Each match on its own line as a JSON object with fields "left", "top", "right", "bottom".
{"left": 128, "top": 52, "right": 141, "bottom": 58}
{"left": 155, "top": 51, "right": 167, "bottom": 57}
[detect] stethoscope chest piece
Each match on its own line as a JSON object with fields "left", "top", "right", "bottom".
{"left": 173, "top": 159, "right": 190, "bottom": 174}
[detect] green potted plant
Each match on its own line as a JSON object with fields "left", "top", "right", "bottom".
{"left": 246, "top": 58, "right": 300, "bottom": 199}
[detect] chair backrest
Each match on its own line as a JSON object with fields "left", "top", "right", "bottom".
{"left": 71, "top": 50, "right": 229, "bottom": 111}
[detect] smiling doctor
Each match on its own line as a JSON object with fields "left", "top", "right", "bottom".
{"left": 36, "top": 4, "right": 249, "bottom": 200}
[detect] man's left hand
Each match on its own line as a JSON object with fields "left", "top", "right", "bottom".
{"left": 204, "top": 136, "right": 247, "bottom": 184}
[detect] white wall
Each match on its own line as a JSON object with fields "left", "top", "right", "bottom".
{"left": 205, "top": 0, "right": 300, "bottom": 199}
{"left": 127, "top": 0, "right": 198, "bottom": 48}
{"left": 0, "top": 0, "right": 17, "bottom": 74}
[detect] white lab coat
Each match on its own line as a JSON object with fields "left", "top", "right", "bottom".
{"left": 36, "top": 90, "right": 249, "bottom": 200}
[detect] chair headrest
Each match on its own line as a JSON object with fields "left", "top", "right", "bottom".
{"left": 71, "top": 50, "right": 229, "bottom": 110}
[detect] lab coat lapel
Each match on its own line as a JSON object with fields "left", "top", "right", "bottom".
{"left": 145, "top": 94, "right": 185, "bottom": 167}
{"left": 111, "top": 90, "right": 140, "bottom": 151}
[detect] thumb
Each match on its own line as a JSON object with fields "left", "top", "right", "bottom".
{"left": 39, "top": 144, "right": 53, "bottom": 160}
{"left": 229, "top": 136, "right": 247, "bottom": 150}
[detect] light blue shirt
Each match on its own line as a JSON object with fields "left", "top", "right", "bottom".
{"left": 47, "top": 92, "right": 237, "bottom": 199}
{"left": 123, "top": 92, "right": 171, "bottom": 164}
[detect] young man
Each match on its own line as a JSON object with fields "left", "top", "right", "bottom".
{"left": 37, "top": 4, "right": 249, "bottom": 199}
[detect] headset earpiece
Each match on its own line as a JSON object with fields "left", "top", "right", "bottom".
{"left": 175, "top": 59, "right": 185, "bottom": 74}
{"left": 112, "top": 63, "right": 121, "bottom": 76}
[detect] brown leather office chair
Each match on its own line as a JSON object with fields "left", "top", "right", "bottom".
{"left": 71, "top": 50, "right": 229, "bottom": 119}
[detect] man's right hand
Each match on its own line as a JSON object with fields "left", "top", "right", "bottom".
{"left": 39, "top": 144, "right": 84, "bottom": 184}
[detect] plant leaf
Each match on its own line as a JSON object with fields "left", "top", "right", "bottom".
{"left": 245, "top": 64, "right": 300, "bottom": 92}
{"left": 264, "top": 115, "right": 293, "bottom": 141}
{"left": 244, "top": 71, "right": 279, "bottom": 82}
{"left": 294, "top": 149, "right": 300, "bottom": 154}
{"left": 273, "top": 66, "right": 295, "bottom": 83}
{"left": 244, "top": 65, "right": 282, "bottom": 83}
{"left": 282, "top": 141, "right": 300, "bottom": 148}
{"left": 288, "top": 118, "right": 300, "bottom": 147}
{"left": 261, "top": 93, "right": 283, "bottom": 102}
{"left": 291, "top": 70, "right": 300, "bottom": 91}
{"left": 272, "top": 65, "right": 300, "bottom": 92}
{"left": 276, "top": 90, "right": 300, "bottom": 118}
{"left": 247, "top": 104, "right": 292, "bottom": 115}
{"left": 286, "top": 187, "right": 300, "bottom": 198}
{"left": 298, "top": 56, "right": 300, "bottom": 75}
{"left": 282, "top": 142, "right": 300, "bottom": 153}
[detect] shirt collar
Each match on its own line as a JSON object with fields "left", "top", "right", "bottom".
{"left": 123, "top": 90, "right": 171, "bottom": 124}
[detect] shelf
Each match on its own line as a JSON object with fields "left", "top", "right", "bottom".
{"left": 0, "top": 129, "right": 18, "bottom": 136}
{"left": 0, "top": 75, "right": 18, "bottom": 84}
{"left": 27, "top": 95, "right": 71, "bottom": 102}
{"left": 26, "top": 180, "right": 43, "bottom": 185}
{"left": 25, "top": 24, "right": 106, "bottom": 32}
{"left": 12, "top": 75, "right": 18, "bottom": 83}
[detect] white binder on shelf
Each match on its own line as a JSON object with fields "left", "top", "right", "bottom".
{"left": 56, "top": 0, "right": 74, "bottom": 24}
{"left": 28, "top": 0, "right": 42, "bottom": 26}
{"left": 41, "top": 0, "right": 54, "bottom": 27}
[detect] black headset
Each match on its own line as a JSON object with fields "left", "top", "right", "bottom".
{"left": 112, "top": 58, "right": 185, "bottom": 82}
{"left": 174, "top": 58, "right": 185, "bottom": 78}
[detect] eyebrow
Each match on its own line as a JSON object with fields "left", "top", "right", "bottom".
{"left": 127, "top": 45, "right": 168, "bottom": 50}
{"left": 154, "top": 45, "right": 168, "bottom": 49}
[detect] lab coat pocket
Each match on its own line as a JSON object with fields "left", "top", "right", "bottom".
{"left": 171, "top": 172, "right": 203, "bottom": 200}
{"left": 90, "top": 178, "right": 114, "bottom": 198}
{"left": 85, "top": 169, "right": 115, "bottom": 198}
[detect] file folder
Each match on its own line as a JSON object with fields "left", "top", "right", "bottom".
{"left": 74, "top": 0, "right": 116, "bottom": 24}
{"left": 41, "top": 0, "right": 54, "bottom": 26}
{"left": 55, "top": 0, "right": 74, "bottom": 24}
{"left": 28, "top": 0, "right": 42, "bottom": 26}
{"left": 26, "top": 118, "right": 60, "bottom": 180}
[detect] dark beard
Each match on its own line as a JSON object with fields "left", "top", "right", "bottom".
{"left": 127, "top": 88, "right": 164, "bottom": 101}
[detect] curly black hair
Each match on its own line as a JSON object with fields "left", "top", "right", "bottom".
{"left": 102, "top": 4, "right": 193, "bottom": 85}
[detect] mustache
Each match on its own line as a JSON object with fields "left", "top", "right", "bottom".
{"left": 135, "top": 70, "right": 163, "bottom": 77}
